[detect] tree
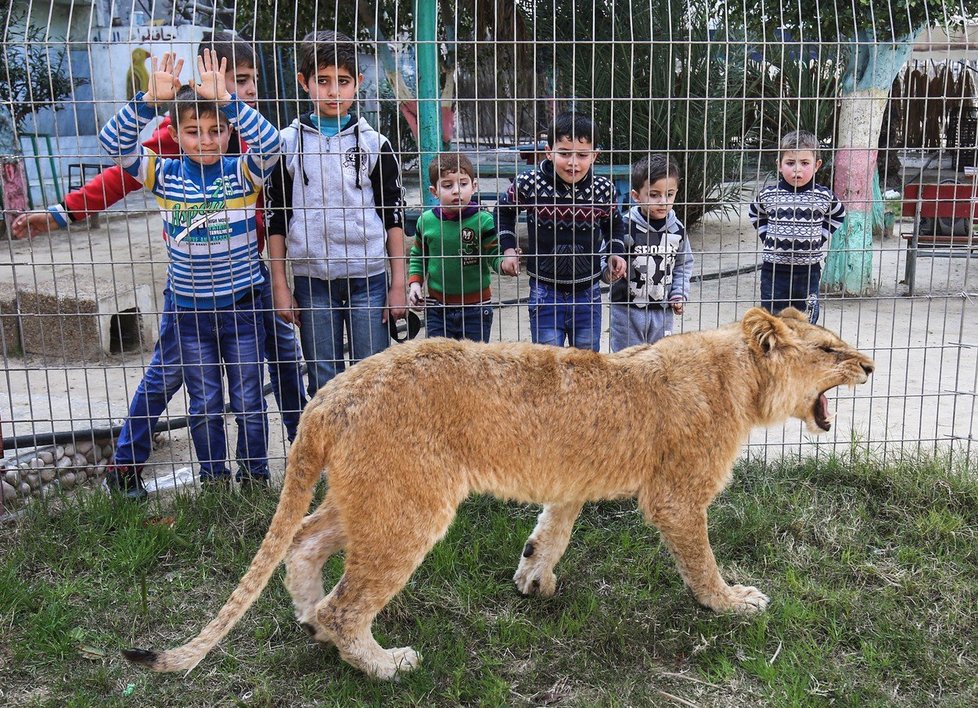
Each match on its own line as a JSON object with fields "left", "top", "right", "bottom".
{"left": 716, "top": 1, "right": 972, "bottom": 294}
{"left": 0, "top": 11, "right": 87, "bottom": 132}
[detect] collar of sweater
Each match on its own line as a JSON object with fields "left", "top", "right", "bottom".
{"left": 541, "top": 158, "right": 594, "bottom": 192}
{"left": 777, "top": 177, "right": 815, "bottom": 192}
{"left": 627, "top": 205, "right": 671, "bottom": 231}
{"left": 432, "top": 201, "right": 480, "bottom": 220}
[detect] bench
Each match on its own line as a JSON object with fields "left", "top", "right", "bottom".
{"left": 901, "top": 182, "right": 978, "bottom": 295}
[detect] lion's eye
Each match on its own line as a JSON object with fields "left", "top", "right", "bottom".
{"left": 820, "top": 346, "right": 835, "bottom": 354}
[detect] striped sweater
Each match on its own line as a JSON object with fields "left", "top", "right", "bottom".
{"left": 99, "top": 92, "right": 281, "bottom": 308}
{"left": 748, "top": 178, "right": 846, "bottom": 266}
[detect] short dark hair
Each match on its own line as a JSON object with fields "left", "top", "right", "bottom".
{"left": 297, "top": 30, "right": 358, "bottom": 80}
{"left": 427, "top": 153, "right": 476, "bottom": 185}
{"left": 198, "top": 30, "right": 255, "bottom": 69}
{"left": 169, "top": 85, "right": 226, "bottom": 130}
{"left": 630, "top": 154, "right": 681, "bottom": 192}
{"left": 547, "top": 111, "right": 595, "bottom": 148}
{"left": 779, "top": 130, "right": 820, "bottom": 160}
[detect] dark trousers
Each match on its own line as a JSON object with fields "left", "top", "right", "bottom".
{"left": 760, "top": 262, "right": 821, "bottom": 324}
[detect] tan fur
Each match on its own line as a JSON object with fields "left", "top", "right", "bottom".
{"left": 124, "top": 308, "right": 874, "bottom": 680}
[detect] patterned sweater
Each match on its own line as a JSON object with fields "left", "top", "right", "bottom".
{"left": 496, "top": 160, "right": 625, "bottom": 289}
{"left": 408, "top": 204, "right": 500, "bottom": 304}
{"left": 99, "top": 93, "right": 281, "bottom": 309}
{"left": 748, "top": 178, "right": 846, "bottom": 266}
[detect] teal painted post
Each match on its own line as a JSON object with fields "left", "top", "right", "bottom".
{"left": 416, "top": 0, "right": 441, "bottom": 206}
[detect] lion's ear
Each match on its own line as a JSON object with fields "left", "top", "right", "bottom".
{"left": 742, "top": 307, "right": 793, "bottom": 355}
{"left": 778, "top": 307, "right": 807, "bottom": 322}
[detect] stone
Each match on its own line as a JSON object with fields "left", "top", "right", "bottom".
{"left": 102, "top": 444, "right": 115, "bottom": 459}
{"left": 55, "top": 445, "right": 64, "bottom": 459}
{"left": 75, "top": 470, "right": 87, "bottom": 485}
{"left": 62, "top": 443, "right": 75, "bottom": 458}
{"left": 84, "top": 448, "right": 97, "bottom": 464}
{"left": 29, "top": 457, "right": 44, "bottom": 469}
{"left": 72, "top": 453, "right": 87, "bottom": 468}
{"left": 40, "top": 467, "right": 57, "bottom": 483}
{"left": 18, "top": 482, "right": 31, "bottom": 496}
{"left": 60, "top": 472, "right": 76, "bottom": 490}
{"left": 75, "top": 441, "right": 94, "bottom": 455}
{"left": 38, "top": 450, "right": 55, "bottom": 464}
{"left": 26, "top": 473, "right": 40, "bottom": 489}
{"left": 4, "top": 469, "right": 19, "bottom": 486}
{"left": 1, "top": 480, "right": 15, "bottom": 502}
{"left": 56, "top": 456, "right": 73, "bottom": 470}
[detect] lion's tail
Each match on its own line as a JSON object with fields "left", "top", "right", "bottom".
{"left": 122, "top": 411, "right": 332, "bottom": 673}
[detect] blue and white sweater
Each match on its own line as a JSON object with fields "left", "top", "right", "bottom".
{"left": 99, "top": 92, "right": 281, "bottom": 309}
{"left": 748, "top": 178, "right": 846, "bottom": 266}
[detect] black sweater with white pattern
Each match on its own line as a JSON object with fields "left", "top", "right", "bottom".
{"left": 748, "top": 178, "right": 846, "bottom": 266}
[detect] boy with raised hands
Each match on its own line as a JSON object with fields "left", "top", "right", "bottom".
{"left": 99, "top": 50, "right": 282, "bottom": 488}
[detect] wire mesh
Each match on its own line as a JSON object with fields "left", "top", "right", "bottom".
{"left": 1, "top": 0, "right": 976, "bottom": 514}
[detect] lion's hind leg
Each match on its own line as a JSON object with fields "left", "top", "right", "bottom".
{"left": 284, "top": 492, "right": 346, "bottom": 641}
{"left": 316, "top": 502, "right": 458, "bottom": 680}
{"left": 514, "top": 502, "right": 583, "bottom": 598}
{"left": 643, "top": 502, "right": 769, "bottom": 614}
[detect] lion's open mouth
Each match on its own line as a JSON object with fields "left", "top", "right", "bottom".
{"left": 813, "top": 392, "right": 833, "bottom": 431}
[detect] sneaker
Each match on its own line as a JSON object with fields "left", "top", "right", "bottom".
{"left": 236, "top": 467, "right": 270, "bottom": 490}
{"left": 104, "top": 464, "right": 148, "bottom": 500}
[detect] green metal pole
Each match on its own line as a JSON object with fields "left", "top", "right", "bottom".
{"left": 416, "top": 0, "right": 440, "bottom": 206}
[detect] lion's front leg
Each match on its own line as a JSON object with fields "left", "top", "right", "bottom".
{"left": 514, "top": 502, "right": 583, "bottom": 598}
{"left": 644, "top": 504, "right": 769, "bottom": 614}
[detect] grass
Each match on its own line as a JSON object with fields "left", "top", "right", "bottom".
{"left": 1, "top": 452, "right": 976, "bottom": 706}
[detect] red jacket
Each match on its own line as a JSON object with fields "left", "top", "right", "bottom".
{"left": 56, "top": 115, "right": 266, "bottom": 248}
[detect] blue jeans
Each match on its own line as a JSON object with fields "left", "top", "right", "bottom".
{"left": 176, "top": 293, "right": 269, "bottom": 480}
{"left": 113, "top": 270, "right": 306, "bottom": 470}
{"left": 293, "top": 273, "right": 390, "bottom": 396}
{"left": 528, "top": 279, "right": 602, "bottom": 351}
{"left": 424, "top": 301, "right": 494, "bottom": 342}
{"left": 760, "top": 262, "right": 821, "bottom": 324}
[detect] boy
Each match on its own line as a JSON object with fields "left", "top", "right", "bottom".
{"left": 268, "top": 30, "right": 406, "bottom": 395}
{"left": 99, "top": 50, "right": 282, "bottom": 486}
{"left": 407, "top": 153, "right": 518, "bottom": 342}
{"left": 497, "top": 111, "right": 624, "bottom": 351}
{"left": 13, "top": 33, "right": 305, "bottom": 498}
{"left": 748, "top": 130, "right": 846, "bottom": 324}
{"left": 606, "top": 154, "right": 693, "bottom": 350}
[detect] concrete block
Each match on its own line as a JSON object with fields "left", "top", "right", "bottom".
{"left": 0, "top": 282, "right": 20, "bottom": 356}
{"left": 17, "top": 276, "right": 154, "bottom": 360}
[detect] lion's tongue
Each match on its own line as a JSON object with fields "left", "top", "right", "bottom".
{"left": 815, "top": 394, "right": 831, "bottom": 430}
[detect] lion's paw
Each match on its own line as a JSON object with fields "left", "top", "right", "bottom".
{"left": 513, "top": 564, "right": 557, "bottom": 598}
{"left": 369, "top": 646, "right": 421, "bottom": 681}
{"left": 720, "top": 584, "right": 770, "bottom": 614}
{"left": 297, "top": 615, "right": 332, "bottom": 644}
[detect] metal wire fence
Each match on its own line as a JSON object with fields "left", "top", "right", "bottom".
{"left": 1, "top": 1, "right": 976, "bottom": 513}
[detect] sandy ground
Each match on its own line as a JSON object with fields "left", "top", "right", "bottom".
{"left": 1, "top": 185, "right": 975, "bottom": 487}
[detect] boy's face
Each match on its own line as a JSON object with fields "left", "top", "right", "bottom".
{"left": 228, "top": 62, "right": 258, "bottom": 106}
{"left": 546, "top": 136, "right": 598, "bottom": 184}
{"left": 632, "top": 176, "right": 679, "bottom": 221}
{"left": 298, "top": 65, "right": 361, "bottom": 118}
{"left": 429, "top": 170, "right": 476, "bottom": 212}
{"left": 779, "top": 150, "right": 822, "bottom": 187}
{"left": 168, "top": 112, "right": 232, "bottom": 165}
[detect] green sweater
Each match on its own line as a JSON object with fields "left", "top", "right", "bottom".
{"left": 408, "top": 204, "right": 500, "bottom": 304}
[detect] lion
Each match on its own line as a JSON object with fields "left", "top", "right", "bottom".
{"left": 123, "top": 307, "right": 874, "bottom": 680}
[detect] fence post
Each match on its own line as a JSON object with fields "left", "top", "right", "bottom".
{"left": 416, "top": 0, "right": 441, "bottom": 206}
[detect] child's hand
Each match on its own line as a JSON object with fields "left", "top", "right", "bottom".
{"left": 500, "top": 248, "right": 520, "bottom": 276}
{"left": 387, "top": 285, "right": 407, "bottom": 323}
{"left": 607, "top": 255, "right": 628, "bottom": 281}
{"left": 273, "top": 283, "right": 300, "bottom": 326}
{"left": 10, "top": 211, "right": 59, "bottom": 239}
{"left": 670, "top": 298, "right": 685, "bottom": 315}
{"left": 408, "top": 282, "right": 424, "bottom": 307}
{"left": 144, "top": 53, "right": 184, "bottom": 105}
{"left": 194, "top": 49, "right": 231, "bottom": 104}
